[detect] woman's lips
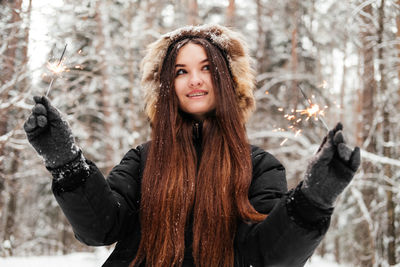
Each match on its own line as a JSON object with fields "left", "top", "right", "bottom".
{"left": 187, "top": 90, "right": 208, "bottom": 98}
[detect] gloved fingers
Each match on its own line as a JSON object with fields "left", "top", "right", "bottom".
{"left": 32, "top": 102, "right": 49, "bottom": 128}
{"left": 24, "top": 111, "right": 48, "bottom": 130}
{"left": 35, "top": 95, "right": 62, "bottom": 121}
{"left": 336, "top": 144, "right": 360, "bottom": 173}
{"left": 333, "top": 130, "right": 345, "bottom": 145}
{"left": 316, "top": 132, "right": 335, "bottom": 163}
{"left": 317, "top": 122, "right": 344, "bottom": 152}
{"left": 24, "top": 114, "right": 47, "bottom": 141}
{"left": 316, "top": 122, "right": 343, "bottom": 162}
{"left": 333, "top": 122, "right": 343, "bottom": 132}
{"left": 337, "top": 143, "right": 352, "bottom": 162}
{"left": 349, "top": 146, "right": 361, "bottom": 172}
{"left": 40, "top": 95, "right": 52, "bottom": 107}
{"left": 317, "top": 141, "right": 335, "bottom": 163}
{"left": 24, "top": 114, "right": 37, "bottom": 132}
{"left": 32, "top": 103, "right": 47, "bottom": 116}
{"left": 37, "top": 115, "right": 48, "bottom": 127}
{"left": 317, "top": 127, "right": 335, "bottom": 153}
{"left": 40, "top": 95, "right": 57, "bottom": 111}
{"left": 33, "top": 95, "right": 42, "bottom": 104}
{"left": 25, "top": 97, "right": 51, "bottom": 133}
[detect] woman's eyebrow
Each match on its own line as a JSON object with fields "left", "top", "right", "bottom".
{"left": 175, "top": 58, "right": 209, "bottom": 68}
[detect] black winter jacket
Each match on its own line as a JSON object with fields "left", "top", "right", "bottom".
{"left": 50, "top": 141, "right": 333, "bottom": 267}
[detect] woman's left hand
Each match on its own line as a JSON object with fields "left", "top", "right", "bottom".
{"left": 301, "top": 122, "right": 361, "bottom": 209}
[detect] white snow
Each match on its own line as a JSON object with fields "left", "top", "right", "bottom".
{"left": 306, "top": 255, "right": 351, "bottom": 267}
{"left": 0, "top": 248, "right": 111, "bottom": 267}
{"left": 0, "top": 249, "right": 346, "bottom": 267}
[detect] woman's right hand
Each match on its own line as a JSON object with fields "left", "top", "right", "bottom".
{"left": 24, "top": 96, "right": 80, "bottom": 168}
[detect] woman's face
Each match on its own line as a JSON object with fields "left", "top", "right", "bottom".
{"left": 174, "top": 43, "right": 216, "bottom": 120}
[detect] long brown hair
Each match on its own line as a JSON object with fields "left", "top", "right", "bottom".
{"left": 131, "top": 38, "right": 266, "bottom": 267}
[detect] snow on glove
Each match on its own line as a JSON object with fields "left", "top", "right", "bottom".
{"left": 301, "top": 122, "right": 361, "bottom": 209}
{"left": 24, "top": 96, "right": 80, "bottom": 168}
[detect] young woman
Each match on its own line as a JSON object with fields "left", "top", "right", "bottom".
{"left": 24, "top": 24, "right": 360, "bottom": 267}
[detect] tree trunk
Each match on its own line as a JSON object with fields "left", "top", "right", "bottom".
{"left": 340, "top": 41, "right": 348, "bottom": 123}
{"left": 23, "top": 0, "right": 32, "bottom": 66}
{"left": 289, "top": 0, "right": 299, "bottom": 111}
{"left": 360, "top": 3, "right": 376, "bottom": 153}
{"left": 255, "top": 0, "right": 269, "bottom": 74}
{"left": 0, "top": 0, "right": 26, "bottom": 256}
{"left": 225, "top": 0, "right": 235, "bottom": 27}
{"left": 256, "top": 0, "right": 262, "bottom": 74}
{"left": 3, "top": 150, "right": 20, "bottom": 256}
{"left": 187, "top": 0, "right": 198, "bottom": 25}
{"left": 95, "top": 1, "right": 113, "bottom": 173}
{"left": 397, "top": 0, "right": 400, "bottom": 112}
{"left": 334, "top": 234, "right": 340, "bottom": 264}
{"left": 355, "top": 50, "right": 363, "bottom": 146}
{"left": 377, "top": 0, "right": 395, "bottom": 264}
{"left": 143, "top": 0, "right": 158, "bottom": 45}
{"left": 358, "top": 3, "right": 377, "bottom": 266}
{"left": 127, "top": 1, "right": 137, "bottom": 134}
{"left": 0, "top": 0, "right": 22, "bottom": 154}
{"left": 3, "top": 179, "right": 17, "bottom": 256}
{"left": 2, "top": 0, "right": 22, "bottom": 84}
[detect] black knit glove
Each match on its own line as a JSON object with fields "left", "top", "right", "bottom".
{"left": 301, "top": 122, "right": 361, "bottom": 209}
{"left": 24, "top": 96, "right": 80, "bottom": 168}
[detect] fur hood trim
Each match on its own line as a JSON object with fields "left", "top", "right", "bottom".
{"left": 141, "top": 24, "right": 256, "bottom": 123}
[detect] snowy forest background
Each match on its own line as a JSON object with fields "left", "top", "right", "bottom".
{"left": 1, "top": 0, "right": 400, "bottom": 266}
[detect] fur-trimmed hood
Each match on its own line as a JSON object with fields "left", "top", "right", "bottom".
{"left": 141, "top": 24, "right": 256, "bottom": 123}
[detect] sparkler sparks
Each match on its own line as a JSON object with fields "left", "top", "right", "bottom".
{"left": 297, "top": 85, "right": 329, "bottom": 131}
{"left": 274, "top": 85, "right": 330, "bottom": 146}
{"left": 45, "top": 44, "right": 68, "bottom": 97}
{"left": 46, "top": 61, "right": 67, "bottom": 74}
{"left": 296, "top": 103, "right": 325, "bottom": 120}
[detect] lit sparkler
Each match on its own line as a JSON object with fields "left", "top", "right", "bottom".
{"left": 274, "top": 85, "right": 330, "bottom": 146}
{"left": 296, "top": 85, "right": 329, "bottom": 131}
{"left": 45, "top": 44, "right": 68, "bottom": 97}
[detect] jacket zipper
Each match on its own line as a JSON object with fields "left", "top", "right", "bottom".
{"left": 194, "top": 122, "right": 200, "bottom": 140}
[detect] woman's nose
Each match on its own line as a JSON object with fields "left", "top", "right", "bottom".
{"left": 189, "top": 73, "right": 203, "bottom": 87}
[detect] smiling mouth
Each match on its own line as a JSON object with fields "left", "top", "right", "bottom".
{"left": 187, "top": 92, "right": 208, "bottom": 97}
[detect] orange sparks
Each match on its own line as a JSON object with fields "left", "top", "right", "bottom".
{"left": 47, "top": 60, "right": 67, "bottom": 75}
{"left": 284, "top": 114, "right": 296, "bottom": 120}
{"left": 296, "top": 103, "right": 325, "bottom": 119}
{"left": 275, "top": 89, "right": 329, "bottom": 147}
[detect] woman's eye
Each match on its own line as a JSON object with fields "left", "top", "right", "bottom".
{"left": 176, "top": 69, "right": 186, "bottom": 76}
{"left": 202, "top": 65, "right": 210, "bottom": 71}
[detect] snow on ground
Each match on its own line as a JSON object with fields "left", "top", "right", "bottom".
{"left": 305, "top": 255, "right": 350, "bottom": 267}
{"left": 0, "top": 249, "right": 346, "bottom": 267}
{"left": 0, "top": 248, "right": 110, "bottom": 267}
